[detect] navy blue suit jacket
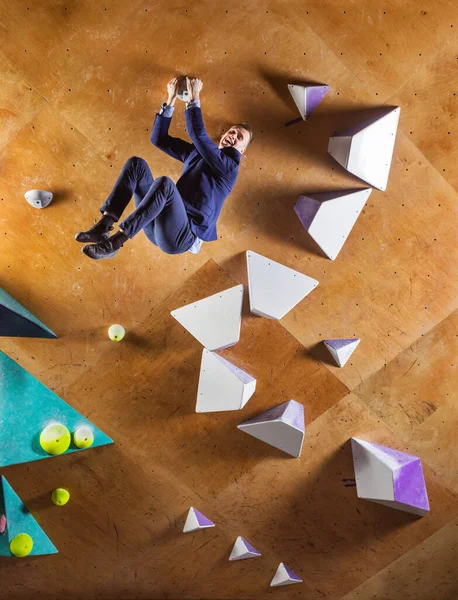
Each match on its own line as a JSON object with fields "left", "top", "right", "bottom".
{"left": 150, "top": 106, "right": 240, "bottom": 242}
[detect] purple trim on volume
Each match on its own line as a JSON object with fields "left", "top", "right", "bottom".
{"left": 307, "top": 189, "right": 368, "bottom": 203}
{"left": 362, "top": 440, "right": 419, "bottom": 467}
{"left": 332, "top": 107, "right": 398, "bottom": 137}
{"left": 394, "top": 459, "right": 429, "bottom": 511}
{"left": 284, "top": 564, "right": 301, "bottom": 581}
{"left": 294, "top": 196, "right": 321, "bottom": 230}
{"left": 325, "top": 339, "right": 358, "bottom": 350}
{"left": 283, "top": 401, "right": 305, "bottom": 432}
{"left": 305, "top": 85, "right": 329, "bottom": 119}
{"left": 242, "top": 538, "right": 261, "bottom": 555}
{"left": 194, "top": 508, "right": 214, "bottom": 527}
{"left": 240, "top": 401, "right": 289, "bottom": 426}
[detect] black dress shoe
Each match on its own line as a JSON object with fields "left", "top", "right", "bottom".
{"left": 82, "top": 231, "right": 128, "bottom": 260}
{"left": 75, "top": 216, "right": 114, "bottom": 243}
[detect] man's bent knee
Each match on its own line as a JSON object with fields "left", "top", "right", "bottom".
{"left": 125, "top": 156, "right": 147, "bottom": 170}
{"left": 154, "top": 175, "right": 173, "bottom": 191}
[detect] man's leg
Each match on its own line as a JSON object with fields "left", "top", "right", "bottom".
{"left": 75, "top": 156, "right": 154, "bottom": 243}
{"left": 82, "top": 177, "right": 195, "bottom": 259}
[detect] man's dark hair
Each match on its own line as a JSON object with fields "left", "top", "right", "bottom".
{"left": 233, "top": 122, "right": 253, "bottom": 144}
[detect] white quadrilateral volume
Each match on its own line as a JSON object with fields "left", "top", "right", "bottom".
{"left": 294, "top": 188, "right": 372, "bottom": 260}
{"left": 246, "top": 251, "right": 318, "bottom": 320}
{"left": 324, "top": 338, "right": 360, "bottom": 367}
{"left": 229, "top": 536, "right": 261, "bottom": 561}
{"left": 328, "top": 107, "right": 400, "bottom": 191}
{"left": 237, "top": 400, "right": 305, "bottom": 458}
{"left": 270, "top": 563, "right": 303, "bottom": 587}
{"left": 324, "top": 338, "right": 361, "bottom": 367}
{"left": 170, "top": 285, "right": 243, "bottom": 351}
{"left": 183, "top": 507, "right": 215, "bottom": 533}
{"left": 351, "top": 438, "right": 430, "bottom": 516}
{"left": 196, "top": 349, "right": 256, "bottom": 413}
{"left": 288, "top": 83, "right": 329, "bottom": 120}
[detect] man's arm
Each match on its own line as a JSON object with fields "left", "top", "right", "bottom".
{"left": 184, "top": 78, "right": 239, "bottom": 177}
{"left": 150, "top": 77, "right": 194, "bottom": 163}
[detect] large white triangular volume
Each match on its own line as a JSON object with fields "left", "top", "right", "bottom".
{"left": 238, "top": 400, "right": 305, "bottom": 457}
{"left": 351, "top": 438, "right": 430, "bottom": 516}
{"left": 295, "top": 188, "right": 371, "bottom": 260}
{"left": 288, "top": 84, "right": 329, "bottom": 120}
{"left": 328, "top": 107, "right": 400, "bottom": 191}
{"left": 183, "top": 507, "right": 215, "bottom": 533}
{"left": 246, "top": 251, "right": 318, "bottom": 320}
{"left": 270, "top": 563, "right": 303, "bottom": 587}
{"left": 229, "top": 536, "right": 261, "bottom": 561}
{"left": 196, "top": 349, "right": 256, "bottom": 413}
{"left": 324, "top": 338, "right": 360, "bottom": 367}
{"left": 171, "top": 285, "right": 243, "bottom": 351}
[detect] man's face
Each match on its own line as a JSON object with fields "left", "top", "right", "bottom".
{"left": 218, "top": 126, "right": 251, "bottom": 154}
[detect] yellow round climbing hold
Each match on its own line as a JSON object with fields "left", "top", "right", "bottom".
{"left": 108, "top": 324, "right": 125, "bottom": 342}
{"left": 10, "top": 533, "right": 33, "bottom": 557}
{"left": 73, "top": 426, "right": 94, "bottom": 449}
{"left": 52, "top": 488, "right": 70, "bottom": 506}
{"left": 39, "top": 423, "right": 71, "bottom": 455}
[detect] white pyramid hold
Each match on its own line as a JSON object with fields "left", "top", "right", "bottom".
{"left": 238, "top": 400, "right": 305, "bottom": 458}
{"left": 196, "top": 349, "right": 256, "bottom": 413}
{"left": 229, "top": 536, "right": 261, "bottom": 561}
{"left": 351, "top": 438, "right": 430, "bottom": 516}
{"left": 246, "top": 251, "right": 318, "bottom": 320}
{"left": 295, "top": 188, "right": 372, "bottom": 260}
{"left": 328, "top": 107, "right": 400, "bottom": 191}
{"left": 183, "top": 507, "right": 215, "bottom": 533}
{"left": 324, "top": 338, "right": 360, "bottom": 367}
{"left": 24, "top": 189, "right": 53, "bottom": 209}
{"left": 270, "top": 563, "right": 303, "bottom": 587}
{"left": 171, "top": 285, "right": 243, "bottom": 351}
{"left": 288, "top": 83, "right": 329, "bottom": 120}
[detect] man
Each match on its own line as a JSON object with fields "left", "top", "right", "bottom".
{"left": 76, "top": 77, "right": 252, "bottom": 259}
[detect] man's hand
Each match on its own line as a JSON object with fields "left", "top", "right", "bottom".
{"left": 166, "top": 77, "right": 179, "bottom": 106}
{"left": 186, "top": 77, "right": 203, "bottom": 101}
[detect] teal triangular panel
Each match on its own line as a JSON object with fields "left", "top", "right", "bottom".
{"left": 0, "top": 351, "right": 113, "bottom": 467}
{"left": 0, "top": 476, "right": 58, "bottom": 556}
{"left": 0, "top": 287, "right": 56, "bottom": 338}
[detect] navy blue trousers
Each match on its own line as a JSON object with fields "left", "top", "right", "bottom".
{"left": 100, "top": 156, "right": 196, "bottom": 255}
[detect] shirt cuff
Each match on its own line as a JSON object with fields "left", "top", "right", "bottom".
{"left": 159, "top": 103, "right": 175, "bottom": 118}
{"left": 186, "top": 98, "right": 201, "bottom": 110}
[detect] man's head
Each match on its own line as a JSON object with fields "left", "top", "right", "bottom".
{"left": 218, "top": 123, "right": 253, "bottom": 154}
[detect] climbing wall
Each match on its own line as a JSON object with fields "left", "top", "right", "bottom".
{"left": 0, "top": 1, "right": 457, "bottom": 599}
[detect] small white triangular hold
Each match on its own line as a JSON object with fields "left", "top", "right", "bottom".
{"left": 246, "top": 251, "right": 318, "bottom": 320}
{"left": 229, "top": 536, "right": 261, "bottom": 561}
{"left": 324, "top": 338, "right": 360, "bottom": 367}
{"left": 270, "top": 562, "right": 303, "bottom": 587}
{"left": 288, "top": 83, "right": 329, "bottom": 120}
{"left": 328, "top": 107, "right": 400, "bottom": 191}
{"left": 196, "top": 349, "right": 256, "bottom": 413}
{"left": 238, "top": 400, "right": 305, "bottom": 457}
{"left": 171, "top": 285, "right": 243, "bottom": 351}
{"left": 183, "top": 507, "right": 215, "bottom": 533}
{"left": 294, "top": 188, "right": 372, "bottom": 260}
{"left": 351, "top": 438, "right": 430, "bottom": 516}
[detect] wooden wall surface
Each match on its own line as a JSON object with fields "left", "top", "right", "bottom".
{"left": 0, "top": 1, "right": 457, "bottom": 599}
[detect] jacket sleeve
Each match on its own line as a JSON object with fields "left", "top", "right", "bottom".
{"left": 150, "top": 113, "right": 194, "bottom": 163}
{"left": 185, "top": 106, "right": 238, "bottom": 177}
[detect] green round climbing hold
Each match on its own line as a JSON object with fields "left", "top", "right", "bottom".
{"left": 39, "top": 423, "right": 71, "bottom": 455}
{"left": 10, "top": 533, "right": 33, "bottom": 557}
{"left": 73, "top": 426, "right": 94, "bottom": 449}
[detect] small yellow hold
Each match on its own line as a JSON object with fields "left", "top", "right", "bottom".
{"left": 73, "top": 426, "right": 94, "bottom": 449}
{"left": 52, "top": 488, "right": 70, "bottom": 506}
{"left": 40, "top": 423, "right": 71, "bottom": 455}
{"left": 108, "top": 324, "right": 125, "bottom": 342}
{"left": 10, "top": 533, "right": 33, "bottom": 557}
